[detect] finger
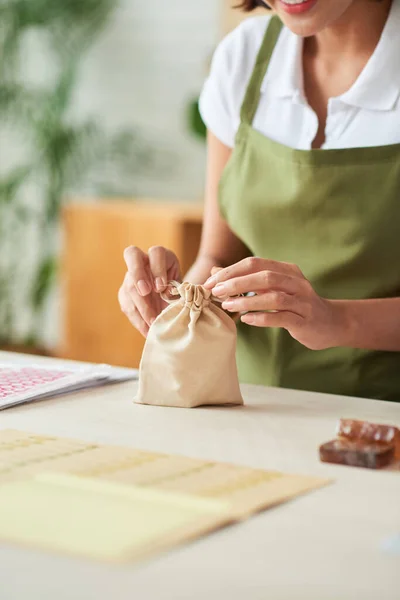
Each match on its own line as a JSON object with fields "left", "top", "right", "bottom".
{"left": 211, "top": 266, "right": 223, "bottom": 276}
{"left": 118, "top": 287, "right": 149, "bottom": 337}
{"left": 121, "top": 273, "right": 159, "bottom": 326}
{"left": 241, "top": 311, "right": 303, "bottom": 329}
{"left": 133, "top": 314, "right": 150, "bottom": 338}
{"left": 222, "top": 291, "right": 304, "bottom": 316}
{"left": 148, "top": 246, "right": 168, "bottom": 292}
{"left": 204, "top": 257, "right": 302, "bottom": 288}
{"left": 212, "top": 271, "right": 301, "bottom": 298}
{"left": 166, "top": 250, "right": 181, "bottom": 282}
{"left": 133, "top": 290, "right": 160, "bottom": 327}
{"left": 123, "top": 246, "right": 152, "bottom": 296}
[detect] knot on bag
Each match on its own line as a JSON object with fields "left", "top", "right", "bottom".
{"left": 162, "top": 281, "right": 214, "bottom": 311}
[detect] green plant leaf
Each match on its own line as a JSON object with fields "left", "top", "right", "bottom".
{"left": 23, "top": 333, "right": 39, "bottom": 347}
{"left": 0, "top": 165, "right": 31, "bottom": 203}
{"left": 0, "top": 83, "right": 47, "bottom": 130}
{"left": 52, "top": 60, "right": 78, "bottom": 116}
{"left": 31, "top": 256, "right": 57, "bottom": 310}
{"left": 0, "top": 0, "right": 157, "bottom": 344}
{"left": 187, "top": 98, "right": 206, "bottom": 140}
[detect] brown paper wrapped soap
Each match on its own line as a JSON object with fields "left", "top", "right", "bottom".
{"left": 135, "top": 281, "right": 244, "bottom": 408}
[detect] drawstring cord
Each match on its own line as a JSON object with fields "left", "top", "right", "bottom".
{"left": 160, "top": 281, "right": 224, "bottom": 305}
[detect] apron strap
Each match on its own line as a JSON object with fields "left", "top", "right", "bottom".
{"left": 240, "top": 16, "right": 284, "bottom": 126}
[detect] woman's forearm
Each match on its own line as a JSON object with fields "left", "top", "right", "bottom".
{"left": 333, "top": 298, "right": 400, "bottom": 351}
{"left": 184, "top": 254, "right": 225, "bottom": 285}
{"left": 186, "top": 131, "right": 250, "bottom": 286}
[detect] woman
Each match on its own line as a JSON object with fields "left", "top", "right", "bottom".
{"left": 119, "top": 0, "right": 400, "bottom": 401}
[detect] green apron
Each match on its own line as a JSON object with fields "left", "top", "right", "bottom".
{"left": 219, "top": 17, "right": 400, "bottom": 402}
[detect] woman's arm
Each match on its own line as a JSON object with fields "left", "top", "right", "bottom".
{"left": 185, "top": 131, "right": 250, "bottom": 284}
{"left": 335, "top": 298, "right": 400, "bottom": 352}
{"left": 118, "top": 131, "right": 247, "bottom": 335}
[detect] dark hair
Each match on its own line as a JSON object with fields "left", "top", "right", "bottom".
{"left": 238, "top": 1, "right": 271, "bottom": 10}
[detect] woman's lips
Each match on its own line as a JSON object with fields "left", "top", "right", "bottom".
{"left": 278, "top": 0, "right": 318, "bottom": 16}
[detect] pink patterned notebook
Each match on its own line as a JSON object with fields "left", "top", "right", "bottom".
{"left": 0, "top": 362, "right": 137, "bottom": 410}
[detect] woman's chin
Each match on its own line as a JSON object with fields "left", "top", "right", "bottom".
{"left": 273, "top": 0, "right": 357, "bottom": 37}
{"left": 276, "top": 13, "right": 333, "bottom": 38}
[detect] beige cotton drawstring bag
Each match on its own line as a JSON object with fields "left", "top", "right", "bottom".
{"left": 135, "top": 281, "right": 244, "bottom": 408}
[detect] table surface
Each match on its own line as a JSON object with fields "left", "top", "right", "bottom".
{"left": 0, "top": 352, "right": 399, "bottom": 600}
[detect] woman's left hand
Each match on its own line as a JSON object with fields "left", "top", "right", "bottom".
{"left": 204, "top": 257, "right": 350, "bottom": 351}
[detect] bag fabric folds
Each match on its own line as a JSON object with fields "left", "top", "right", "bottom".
{"left": 135, "top": 281, "right": 244, "bottom": 408}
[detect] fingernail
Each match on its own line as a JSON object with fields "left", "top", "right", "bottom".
{"left": 137, "top": 279, "right": 151, "bottom": 296}
{"left": 155, "top": 277, "right": 166, "bottom": 292}
{"left": 222, "top": 300, "right": 235, "bottom": 310}
{"left": 204, "top": 276, "right": 217, "bottom": 288}
{"left": 212, "top": 283, "right": 226, "bottom": 296}
{"left": 241, "top": 314, "right": 254, "bottom": 324}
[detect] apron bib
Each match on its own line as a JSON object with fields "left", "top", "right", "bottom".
{"left": 219, "top": 17, "right": 400, "bottom": 402}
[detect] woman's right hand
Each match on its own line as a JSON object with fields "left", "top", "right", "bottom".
{"left": 118, "top": 246, "right": 181, "bottom": 337}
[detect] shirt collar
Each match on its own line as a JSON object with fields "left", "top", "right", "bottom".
{"left": 339, "top": 0, "right": 400, "bottom": 111}
{"left": 260, "top": 1, "right": 400, "bottom": 111}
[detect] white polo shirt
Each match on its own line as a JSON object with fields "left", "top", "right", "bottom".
{"left": 199, "top": 1, "right": 400, "bottom": 150}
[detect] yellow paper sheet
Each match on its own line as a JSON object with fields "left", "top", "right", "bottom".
{"left": 0, "top": 430, "right": 331, "bottom": 562}
{"left": 0, "top": 474, "right": 232, "bottom": 562}
{"left": 0, "top": 473, "right": 231, "bottom": 563}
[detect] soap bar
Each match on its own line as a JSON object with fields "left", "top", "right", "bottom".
{"left": 337, "top": 419, "right": 400, "bottom": 447}
{"left": 319, "top": 439, "right": 395, "bottom": 470}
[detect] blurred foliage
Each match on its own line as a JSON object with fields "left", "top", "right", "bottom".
{"left": 187, "top": 98, "right": 206, "bottom": 141}
{"left": 0, "top": 0, "right": 155, "bottom": 346}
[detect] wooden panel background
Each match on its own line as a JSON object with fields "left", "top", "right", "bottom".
{"left": 61, "top": 202, "right": 203, "bottom": 368}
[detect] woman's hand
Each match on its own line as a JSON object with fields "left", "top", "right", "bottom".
{"left": 118, "top": 246, "right": 181, "bottom": 337}
{"left": 204, "top": 257, "right": 350, "bottom": 351}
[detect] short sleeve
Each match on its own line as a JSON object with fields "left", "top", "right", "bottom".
{"left": 199, "top": 32, "right": 238, "bottom": 148}
{"left": 199, "top": 16, "right": 271, "bottom": 148}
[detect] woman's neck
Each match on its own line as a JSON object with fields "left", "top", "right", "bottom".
{"left": 302, "top": 0, "right": 393, "bottom": 149}
{"left": 305, "top": 0, "right": 393, "bottom": 64}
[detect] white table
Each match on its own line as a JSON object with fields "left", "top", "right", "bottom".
{"left": 1, "top": 352, "right": 399, "bottom": 600}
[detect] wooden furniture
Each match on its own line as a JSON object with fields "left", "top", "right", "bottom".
{"left": 1, "top": 351, "right": 399, "bottom": 600}
{"left": 61, "top": 201, "right": 203, "bottom": 368}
